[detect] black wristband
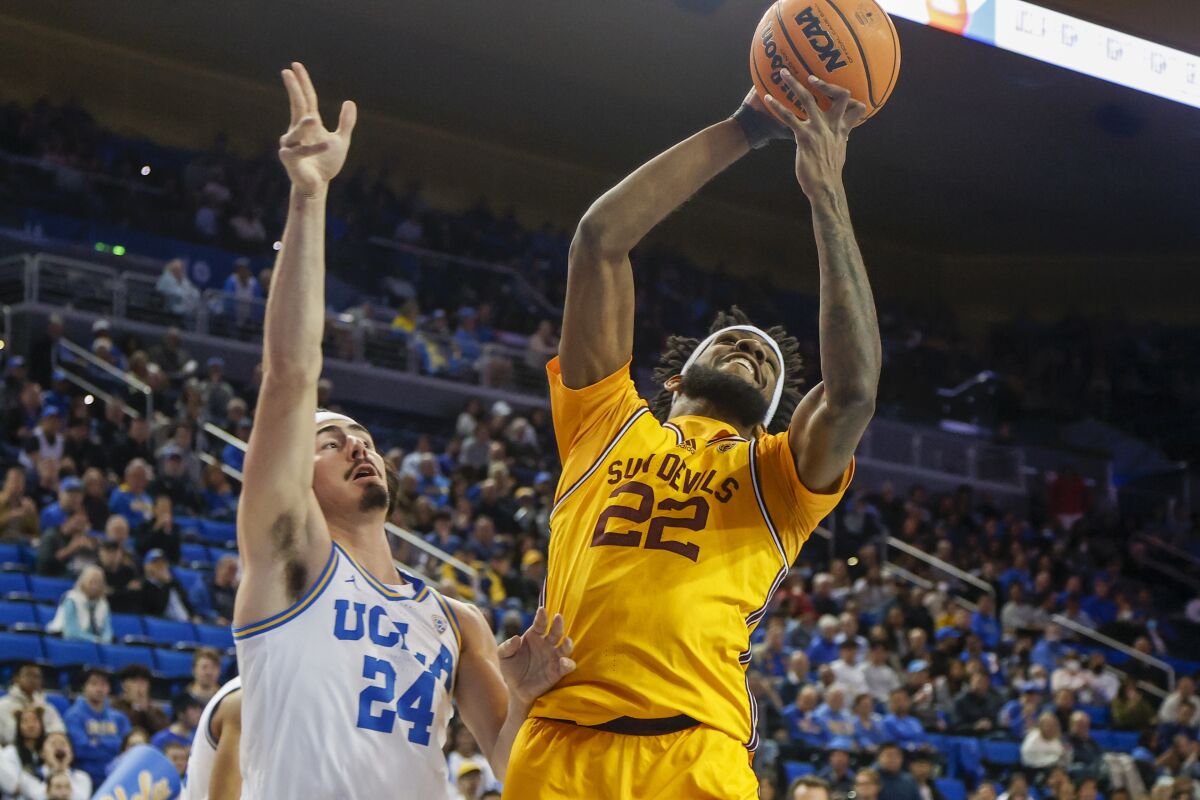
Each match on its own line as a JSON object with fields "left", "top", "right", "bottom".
{"left": 732, "top": 101, "right": 791, "bottom": 150}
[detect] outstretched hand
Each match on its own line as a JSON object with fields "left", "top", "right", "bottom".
{"left": 763, "top": 69, "right": 867, "bottom": 199}
{"left": 496, "top": 607, "right": 575, "bottom": 708}
{"left": 278, "top": 62, "right": 357, "bottom": 197}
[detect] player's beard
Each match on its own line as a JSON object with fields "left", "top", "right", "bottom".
{"left": 359, "top": 482, "right": 390, "bottom": 513}
{"left": 678, "top": 364, "right": 769, "bottom": 430}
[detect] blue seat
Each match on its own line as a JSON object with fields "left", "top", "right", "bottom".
{"left": 28, "top": 576, "right": 72, "bottom": 604}
{"left": 33, "top": 604, "right": 57, "bottom": 627}
{"left": 143, "top": 618, "right": 198, "bottom": 648}
{"left": 981, "top": 740, "right": 1021, "bottom": 766}
{"left": 43, "top": 638, "right": 101, "bottom": 668}
{"left": 1093, "top": 729, "right": 1138, "bottom": 753}
{"left": 0, "top": 631, "right": 44, "bottom": 662}
{"left": 0, "top": 543, "right": 22, "bottom": 566}
{"left": 153, "top": 649, "right": 195, "bottom": 679}
{"left": 936, "top": 778, "right": 967, "bottom": 800}
{"left": 180, "top": 543, "right": 211, "bottom": 566}
{"left": 1080, "top": 704, "right": 1110, "bottom": 728}
{"left": 0, "top": 573, "right": 31, "bottom": 600}
{"left": 207, "top": 548, "right": 237, "bottom": 565}
{"left": 174, "top": 516, "right": 204, "bottom": 535}
{"left": 200, "top": 520, "right": 236, "bottom": 546}
{"left": 99, "top": 644, "right": 155, "bottom": 672}
{"left": 0, "top": 601, "right": 38, "bottom": 630}
{"left": 195, "top": 624, "right": 234, "bottom": 651}
{"left": 43, "top": 692, "right": 69, "bottom": 717}
{"left": 111, "top": 613, "right": 147, "bottom": 643}
{"left": 173, "top": 567, "right": 205, "bottom": 594}
{"left": 784, "top": 761, "right": 815, "bottom": 783}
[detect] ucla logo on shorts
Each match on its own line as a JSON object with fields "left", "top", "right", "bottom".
{"left": 432, "top": 615, "right": 447, "bottom": 635}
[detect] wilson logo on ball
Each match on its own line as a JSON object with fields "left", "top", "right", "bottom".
{"left": 794, "top": 6, "right": 850, "bottom": 71}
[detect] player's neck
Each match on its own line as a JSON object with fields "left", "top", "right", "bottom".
{"left": 668, "top": 398, "right": 756, "bottom": 440}
{"left": 328, "top": 519, "right": 400, "bottom": 584}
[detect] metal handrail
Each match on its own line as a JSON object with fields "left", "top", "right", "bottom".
{"left": 56, "top": 370, "right": 141, "bottom": 420}
{"left": 1139, "top": 534, "right": 1200, "bottom": 571}
{"left": 886, "top": 536, "right": 996, "bottom": 598}
{"left": 1051, "top": 613, "right": 1175, "bottom": 691}
{"left": 207, "top": 422, "right": 475, "bottom": 578}
{"left": 57, "top": 337, "right": 154, "bottom": 420}
{"left": 197, "top": 451, "right": 243, "bottom": 485}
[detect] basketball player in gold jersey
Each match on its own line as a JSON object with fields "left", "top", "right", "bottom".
{"left": 502, "top": 69, "right": 881, "bottom": 798}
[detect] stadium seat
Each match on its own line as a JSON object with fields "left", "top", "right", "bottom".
{"left": 0, "top": 543, "right": 22, "bottom": 568}
{"left": 200, "top": 520, "right": 236, "bottom": 546}
{"left": 43, "top": 638, "right": 101, "bottom": 668}
{"left": 99, "top": 644, "right": 155, "bottom": 672}
{"left": 783, "top": 761, "right": 815, "bottom": 783}
{"left": 111, "top": 613, "right": 148, "bottom": 644}
{"left": 43, "top": 692, "right": 69, "bottom": 718}
{"left": 180, "top": 543, "right": 211, "bottom": 566}
{"left": 935, "top": 778, "right": 967, "bottom": 800}
{"left": 1080, "top": 704, "right": 1110, "bottom": 727}
{"left": 28, "top": 576, "right": 72, "bottom": 604}
{"left": 0, "top": 573, "right": 31, "bottom": 600}
{"left": 195, "top": 623, "right": 234, "bottom": 651}
{"left": 0, "top": 631, "right": 44, "bottom": 663}
{"left": 143, "top": 618, "right": 199, "bottom": 648}
{"left": 1093, "top": 729, "right": 1139, "bottom": 753}
{"left": 33, "top": 604, "right": 57, "bottom": 627}
{"left": 981, "top": 740, "right": 1021, "bottom": 767}
{"left": 208, "top": 547, "right": 237, "bottom": 565}
{"left": 153, "top": 648, "right": 195, "bottom": 680}
{"left": 0, "top": 600, "right": 39, "bottom": 631}
{"left": 174, "top": 516, "right": 204, "bottom": 536}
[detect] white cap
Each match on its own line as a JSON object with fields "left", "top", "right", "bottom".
{"left": 679, "top": 324, "right": 785, "bottom": 426}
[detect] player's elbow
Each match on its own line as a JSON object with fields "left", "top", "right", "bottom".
{"left": 571, "top": 209, "right": 626, "bottom": 263}
{"left": 824, "top": 392, "right": 877, "bottom": 425}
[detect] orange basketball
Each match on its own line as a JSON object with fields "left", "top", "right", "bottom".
{"left": 750, "top": 0, "right": 901, "bottom": 123}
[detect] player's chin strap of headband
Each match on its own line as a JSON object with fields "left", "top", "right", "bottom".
{"left": 680, "top": 324, "right": 784, "bottom": 426}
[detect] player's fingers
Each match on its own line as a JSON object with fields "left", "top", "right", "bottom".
{"left": 529, "top": 606, "right": 548, "bottom": 636}
{"left": 558, "top": 657, "right": 576, "bottom": 675}
{"left": 292, "top": 62, "right": 320, "bottom": 118}
{"left": 281, "top": 116, "right": 320, "bottom": 147}
{"left": 845, "top": 100, "right": 869, "bottom": 128}
{"left": 280, "top": 142, "right": 330, "bottom": 159}
{"left": 763, "top": 95, "right": 805, "bottom": 136}
{"left": 807, "top": 74, "right": 852, "bottom": 104}
{"left": 281, "top": 69, "right": 305, "bottom": 127}
{"left": 778, "top": 69, "right": 818, "bottom": 121}
{"left": 496, "top": 635, "right": 521, "bottom": 659}
{"left": 545, "top": 612, "right": 565, "bottom": 645}
{"left": 336, "top": 100, "right": 357, "bottom": 141}
{"left": 556, "top": 636, "right": 574, "bottom": 658}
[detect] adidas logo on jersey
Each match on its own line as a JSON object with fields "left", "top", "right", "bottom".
{"left": 678, "top": 438, "right": 697, "bottom": 454}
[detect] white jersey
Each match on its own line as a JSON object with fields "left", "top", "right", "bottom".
{"left": 233, "top": 542, "right": 461, "bottom": 800}
{"left": 180, "top": 676, "right": 242, "bottom": 800}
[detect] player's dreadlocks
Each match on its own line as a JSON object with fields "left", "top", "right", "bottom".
{"left": 650, "top": 306, "right": 804, "bottom": 434}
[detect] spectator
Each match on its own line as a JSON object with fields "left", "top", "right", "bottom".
{"left": 1001, "top": 584, "right": 1039, "bottom": 637}
{"left": 156, "top": 259, "right": 201, "bottom": 317}
{"left": 1047, "top": 467, "right": 1089, "bottom": 530}
{"left": 46, "top": 566, "right": 112, "bottom": 644}
{"left": 782, "top": 687, "right": 827, "bottom": 755}
{"left": 1080, "top": 653, "right": 1119, "bottom": 705}
{"left": 1067, "top": 710, "right": 1103, "bottom": 775}
{"left": 108, "top": 459, "right": 153, "bottom": 529}
{"left": 876, "top": 744, "right": 920, "bottom": 800}
{"left": 199, "top": 357, "right": 235, "bottom": 422}
{"left": 807, "top": 615, "right": 842, "bottom": 667}
{"left": 30, "top": 731, "right": 92, "bottom": 800}
{"left": 753, "top": 618, "right": 790, "bottom": 680}
{"left": 953, "top": 672, "right": 1002, "bottom": 734}
{"left": 140, "top": 549, "right": 195, "bottom": 622}
{"left": 780, "top": 651, "right": 812, "bottom": 707}
{"left": 201, "top": 462, "right": 239, "bottom": 520}
{"left": 830, "top": 639, "right": 869, "bottom": 699}
{"left": 110, "top": 418, "right": 155, "bottom": 478}
{"left": 882, "top": 689, "right": 928, "bottom": 752}
{"left": 147, "top": 327, "right": 192, "bottom": 380}
{"left": 110, "top": 665, "right": 168, "bottom": 736}
{"left": 222, "top": 418, "right": 251, "bottom": 472}
{"left": 853, "top": 692, "right": 887, "bottom": 753}
{"left": 815, "top": 687, "right": 856, "bottom": 740}
{"left": 1021, "top": 711, "right": 1068, "bottom": 772}
{"left": 908, "top": 753, "right": 945, "bottom": 800}
{"left": 62, "top": 418, "right": 106, "bottom": 476}
{"left": 445, "top": 722, "right": 500, "bottom": 797}
{"left": 816, "top": 738, "right": 856, "bottom": 797}
{"left": 1158, "top": 675, "right": 1200, "bottom": 728}
{"left": 459, "top": 424, "right": 491, "bottom": 474}
{"left": 1081, "top": 577, "right": 1117, "bottom": 627}
{"left": 1050, "top": 687, "right": 1078, "bottom": 732}
{"left": 863, "top": 640, "right": 901, "bottom": 704}
{"left": 788, "top": 776, "right": 832, "bottom": 800}
{"left": 63, "top": 668, "right": 130, "bottom": 786}
{"left": 524, "top": 319, "right": 559, "bottom": 370}
{"left": 38, "top": 476, "right": 84, "bottom": 532}
{"left": 79, "top": 469, "right": 110, "bottom": 532}
{"left": 998, "top": 773, "right": 1033, "bottom": 800}
{"left": 811, "top": 574, "right": 840, "bottom": 617}
{"left": 971, "top": 594, "right": 1001, "bottom": 650}
{"left": 27, "top": 406, "right": 65, "bottom": 465}
{"left": 0, "top": 465, "right": 38, "bottom": 543}
{"left": 133, "top": 494, "right": 183, "bottom": 564}
{"left": 207, "top": 554, "right": 239, "bottom": 624}
{"left": 1031, "top": 624, "right": 1067, "bottom": 673}
{"left": 0, "top": 663, "right": 65, "bottom": 746}
{"left": 163, "top": 741, "right": 190, "bottom": 780}
{"left": 1111, "top": 679, "right": 1157, "bottom": 731}
{"left": 150, "top": 695, "right": 201, "bottom": 751}
{"left": 150, "top": 445, "right": 205, "bottom": 514}
{"left": 1000, "top": 682, "right": 1045, "bottom": 739}
{"left": 222, "top": 259, "right": 263, "bottom": 328}
{"left": 35, "top": 509, "right": 97, "bottom": 578}
{"left": 6, "top": 706, "right": 47, "bottom": 776}
{"left": 182, "top": 649, "right": 222, "bottom": 706}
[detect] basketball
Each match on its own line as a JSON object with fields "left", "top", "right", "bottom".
{"left": 750, "top": 0, "right": 901, "bottom": 122}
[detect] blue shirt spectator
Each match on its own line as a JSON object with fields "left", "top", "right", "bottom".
{"left": 1081, "top": 580, "right": 1118, "bottom": 626}
{"left": 815, "top": 689, "right": 857, "bottom": 739}
{"left": 971, "top": 599, "right": 1001, "bottom": 650}
{"left": 64, "top": 669, "right": 131, "bottom": 786}
{"left": 109, "top": 461, "right": 154, "bottom": 528}
{"left": 881, "top": 691, "right": 928, "bottom": 751}
{"left": 782, "top": 689, "right": 828, "bottom": 750}
{"left": 1031, "top": 627, "right": 1068, "bottom": 673}
{"left": 807, "top": 616, "right": 842, "bottom": 666}
{"left": 855, "top": 709, "right": 888, "bottom": 752}
{"left": 40, "top": 476, "right": 85, "bottom": 532}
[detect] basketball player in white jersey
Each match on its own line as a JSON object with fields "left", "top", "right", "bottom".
{"left": 232, "top": 62, "right": 575, "bottom": 799}
{"left": 180, "top": 676, "right": 241, "bottom": 800}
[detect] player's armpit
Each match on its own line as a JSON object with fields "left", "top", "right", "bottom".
{"left": 209, "top": 691, "right": 242, "bottom": 800}
{"left": 787, "top": 381, "right": 871, "bottom": 494}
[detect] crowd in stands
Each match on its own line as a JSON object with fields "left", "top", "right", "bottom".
{"left": 1, "top": 95, "right": 1198, "bottom": 461}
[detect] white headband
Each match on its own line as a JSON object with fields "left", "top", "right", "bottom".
{"left": 680, "top": 325, "right": 785, "bottom": 426}
{"left": 315, "top": 411, "right": 361, "bottom": 428}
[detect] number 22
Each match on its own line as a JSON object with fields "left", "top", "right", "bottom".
{"left": 591, "top": 481, "right": 708, "bottom": 562}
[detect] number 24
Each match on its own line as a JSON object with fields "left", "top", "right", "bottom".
{"left": 591, "top": 481, "right": 709, "bottom": 562}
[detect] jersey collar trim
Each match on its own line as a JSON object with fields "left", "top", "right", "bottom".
{"left": 334, "top": 542, "right": 429, "bottom": 603}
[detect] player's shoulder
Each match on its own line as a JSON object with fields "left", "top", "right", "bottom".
{"left": 443, "top": 597, "right": 490, "bottom": 646}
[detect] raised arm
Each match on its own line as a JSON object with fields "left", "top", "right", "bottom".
{"left": 559, "top": 94, "right": 786, "bottom": 389}
{"left": 767, "top": 71, "right": 881, "bottom": 493}
{"left": 235, "top": 63, "right": 357, "bottom": 623}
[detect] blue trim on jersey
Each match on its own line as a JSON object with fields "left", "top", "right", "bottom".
{"left": 428, "top": 590, "right": 462, "bottom": 650}
{"left": 233, "top": 546, "right": 339, "bottom": 640}
{"left": 334, "top": 543, "right": 429, "bottom": 603}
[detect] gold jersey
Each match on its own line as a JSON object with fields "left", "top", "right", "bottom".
{"left": 531, "top": 358, "right": 853, "bottom": 750}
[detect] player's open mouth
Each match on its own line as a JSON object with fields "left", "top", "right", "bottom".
{"left": 349, "top": 464, "right": 379, "bottom": 482}
{"left": 723, "top": 354, "right": 759, "bottom": 383}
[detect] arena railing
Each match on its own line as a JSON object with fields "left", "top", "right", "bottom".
{"left": 203, "top": 422, "right": 476, "bottom": 588}
{"left": 56, "top": 337, "right": 154, "bottom": 420}
{"left": 856, "top": 418, "right": 1026, "bottom": 495}
{"left": 885, "top": 536, "right": 996, "bottom": 600}
{"left": 1051, "top": 613, "right": 1175, "bottom": 693}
